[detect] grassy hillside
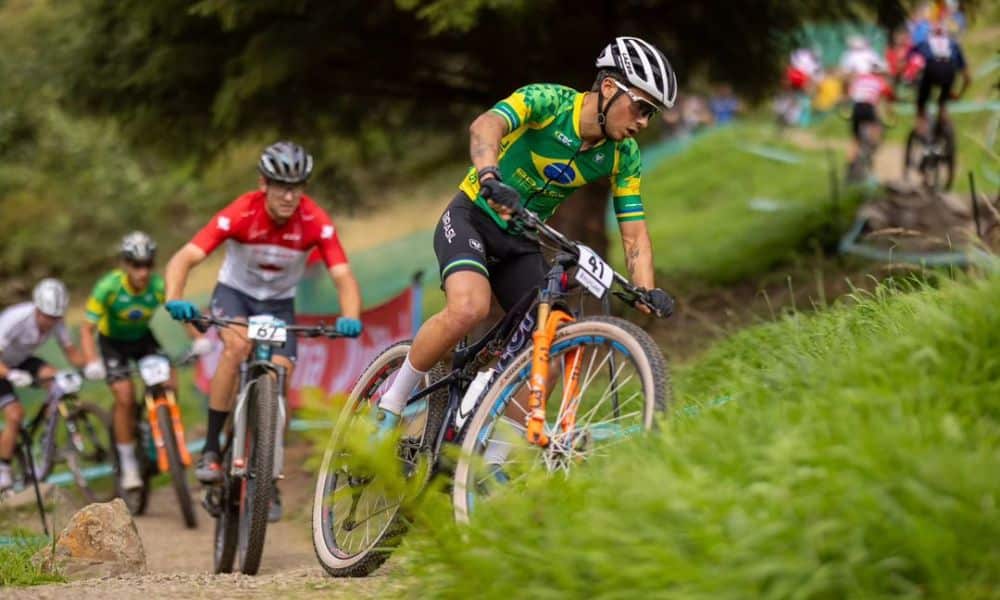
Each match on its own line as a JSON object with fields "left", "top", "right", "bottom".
{"left": 403, "top": 271, "right": 1000, "bottom": 598}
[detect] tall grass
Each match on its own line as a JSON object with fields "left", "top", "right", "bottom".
{"left": 0, "top": 533, "right": 63, "bottom": 587}
{"left": 403, "top": 272, "right": 1000, "bottom": 598}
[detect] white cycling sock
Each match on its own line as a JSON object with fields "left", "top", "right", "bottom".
{"left": 117, "top": 442, "right": 139, "bottom": 475}
{"left": 378, "top": 356, "right": 426, "bottom": 416}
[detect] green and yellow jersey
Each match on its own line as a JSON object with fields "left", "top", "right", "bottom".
{"left": 459, "top": 83, "right": 645, "bottom": 229}
{"left": 84, "top": 270, "right": 165, "bottom": 340}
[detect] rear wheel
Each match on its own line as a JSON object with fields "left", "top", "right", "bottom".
{"left": 312, "top": 341, "right": 446, "bottom": 577}
{"left": 156, "top": 403, "right": 197, "bottom": 528}
{"left": 237, "top": 374, "right": 277, "bottom": 575}
{"left": 453, "top": 316, "right": 670, "bottom": 524}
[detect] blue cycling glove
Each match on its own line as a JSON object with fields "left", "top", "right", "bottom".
{"left": 335, "top": 317, "right": 363, "bottom": 338}
{"left": 165, "top": 300, "right": 200, "bottom": 322}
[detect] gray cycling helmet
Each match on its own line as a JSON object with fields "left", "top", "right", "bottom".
{"left": 258, "top": 140, "right": 314, "bottom": 184}
{"left": 33, "top": 278, "right": 69, "bottom": 317}
{"left": 120, "top": 231, "right": 157, "bottom": 263}
{"left": 596, "top": 36, "right": 678, "bottom": 109}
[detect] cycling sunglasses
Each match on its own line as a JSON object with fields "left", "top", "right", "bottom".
{"left": 612, "top": 80, "right": 660, "bottom": 119}
{"left": 125, "top": 259, "right": 154, "bottom": 269}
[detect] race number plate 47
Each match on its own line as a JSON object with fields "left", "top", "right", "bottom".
{"left": 575, "top": 245, "right": 614, "bottom": 299}
{"left": 248, "top": 314, "right": 288, "bottom": 343}
{"left": 138, "top": 355, "right": 171, "bottom": 386}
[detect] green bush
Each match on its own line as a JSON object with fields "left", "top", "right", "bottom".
{"left": 404, "top": 272, "right": 1000, "bottom": 598}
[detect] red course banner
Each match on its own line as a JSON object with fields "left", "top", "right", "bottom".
{"left": 195, "top": 283, "right": 419, "bottom": 409}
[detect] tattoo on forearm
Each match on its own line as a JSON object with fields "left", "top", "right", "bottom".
{"left": 625, "top": 246, "right": 641, "bottom": 277}
{"left": 470, "top": 130, "right": 497, "bottom": 162}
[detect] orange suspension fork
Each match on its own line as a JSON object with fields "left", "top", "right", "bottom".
{"left": 525, "top": 302, "right": 575, "bottom": 447}
{"left": 146, "top": 389, "right": 192, "bottom": 472}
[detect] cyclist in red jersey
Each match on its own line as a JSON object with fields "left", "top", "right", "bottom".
{"left": 163, "top": 141, "right": 362, "bottom": 521}
{"left": 845, "top": 65, "right": 895, "bottom": 175}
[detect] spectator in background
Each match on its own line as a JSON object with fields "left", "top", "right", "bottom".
{"left": 885, "top": 27, "right": 913, "bottom": 85}
{"left": 783, "top": 48, "right": 823, "bottom": 126}
{"left": 681, "top": 93, "right": 713, "bottom": 134}
{"left": 813, "top": 72, "right": 844, "bottom": 115}
{"left": 708, "top": 84, "right": 741, "bottom": 125}
{"left": 910, "top": 2, "right": 933, "bottom": 46}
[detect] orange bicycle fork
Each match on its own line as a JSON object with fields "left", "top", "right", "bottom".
{"left": 145, "top": 388, "right": 192, "bottom": 472}
{"left": 524, "top": 300, "right": 583, "bottom": 448}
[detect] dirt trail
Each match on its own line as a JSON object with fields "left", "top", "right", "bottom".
{"left": 6, "top": 444, "right": 400, "bottom": 599}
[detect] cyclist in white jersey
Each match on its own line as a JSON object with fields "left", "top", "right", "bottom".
{"left": 0, "top": 279, "right": 91, "bottom": 491}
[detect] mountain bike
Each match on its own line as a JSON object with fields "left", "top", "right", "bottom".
{"left": 312, "top": 204, "right": 672, "bottom": 577}
{"left": 191, "top": 315, "right": 347, "bottom": 575}
{"left": 116, "top": 353, "right": 198, "bottom": 528}
{"left": 904, "top": 113, "right": 956, "bottom": 191}
{"left": 9, "top": 370, "right": 116, "bottom": 504}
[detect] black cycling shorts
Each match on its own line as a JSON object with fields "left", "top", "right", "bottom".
{"left": 851, "top": 102, "right": 878, "bottom": 139}
{"left": 433, "top": 193, "right": 548, "bottom": 311}
{"left": 917, "top": 60, "right": 956, "bottom": 115}
{"left": 99, "top": 332, "right": 164, "bottom": 382}
{"left": 210, "top": 283, "right": 298, "bottom": 359}
{"left": 0, "top": 356, "right": 47, "bottom": 409}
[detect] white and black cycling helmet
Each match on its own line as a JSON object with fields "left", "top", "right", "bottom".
{"left": 33, "top": 278, "right": 69, "bottom": 318}
{"left": 596, "top": 36, "right": 678, "bottom": 109}
{"left": 120, "top": 231, "right": 157, "bottom": 263}
{"left": 258, "top": 140, "right": 314, "bottom": 184}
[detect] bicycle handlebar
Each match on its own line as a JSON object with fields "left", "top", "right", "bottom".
{"left": 189, "top": 315, "right": 349, "bottom": 339}
{"left": 509, "top": 205, "right": 672, "bottom": 318}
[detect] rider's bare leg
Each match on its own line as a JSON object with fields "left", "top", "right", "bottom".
{"left": 203, "top": 325, "right": 251, "bottom": 455}
{"left": 378, "top": 271, "right": 492, "bottom": 415}
{"left": 111, "top": 378, "right": 137, "bottom": 444}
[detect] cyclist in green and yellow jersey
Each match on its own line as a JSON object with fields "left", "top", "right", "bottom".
{"left": 373, "top": 37, "right": 677, "bottom": 429}
{"left": 80, "top": 232, "right": 212, "bottom": 490}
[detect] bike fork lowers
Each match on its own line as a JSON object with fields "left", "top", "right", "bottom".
{"left": 146, "top": 389, "right": 192, "bottom": 472}
{"left": 525, "top": 300, "right": 578, "bottom": 447}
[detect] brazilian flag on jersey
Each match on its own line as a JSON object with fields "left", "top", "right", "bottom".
{"left": 85, "top": 270, "right": 165, "bottom": 340}
{"left": 458, "top": 83, "right": 645, "bottom": 229}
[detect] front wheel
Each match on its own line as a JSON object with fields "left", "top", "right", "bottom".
{"left": 65, "top": 401, "right": 118, "bottom": 503}
{"left": 237, "top": 374, "right": 277, "bottom": 575}
{"left": 213, "top": 443, "right": 240, "bottom": 574}
{"left": 156, "top": 403, "right": 197, "bottom": 529}
{"left": 312, "top": 341, "right": 446, "bottom": 577}
{"left": 452, "top": 315, "right": 670, "bottom": 524}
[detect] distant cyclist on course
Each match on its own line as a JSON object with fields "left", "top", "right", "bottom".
{"left": 163, "top": 141, "right": 363, "bottom": 522}
{"left": 908, "top": 22, "right": 971, "bottom": 139}
{"left": 0, "top": 279, "right": 92, "bottom": 492}
{"left": 80, "top": 232, "right": 213, "bottom": 491}
{"left": 371, "top": 37, "right": 676, "bottom": 437}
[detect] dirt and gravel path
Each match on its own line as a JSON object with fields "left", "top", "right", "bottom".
{"left": 6, "top": 444, "right": 403, "bottom": 599}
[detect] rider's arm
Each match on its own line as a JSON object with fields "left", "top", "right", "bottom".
{"left": 56, "top": 323, "right": 86, "bottom": 368}
{"left": 311, "top": 209, "right": 362, "bottom": 320}
{"left": 165, "top": 243, "right": 207, "bottom": 301}
{"left": 954, "top": 43, "right": 971, "bottom": 98}
{"left": 79, "top": 321, "right": 99, "bottom": 365}
{"left": 329, "top": 264, "right": 362, "bottom": 320}
{"left": 619, "top": 221, "right": 656, "bottom": 290}
{"left": 469, "top": 111, "right": 508, "bottom": 177}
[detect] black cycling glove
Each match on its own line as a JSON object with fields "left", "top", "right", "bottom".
{"left": 480, "top": 179, "right": 522, "bottom": 211}
{"left": 644, "top": 288, "right": 675, "bottom": 318}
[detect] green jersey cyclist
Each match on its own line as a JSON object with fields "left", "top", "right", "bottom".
{"left": 373, "top": 36, "right": 677, "bottom": 433}
{"left": 79, "top": 232, "right": 212, "bottom": 491}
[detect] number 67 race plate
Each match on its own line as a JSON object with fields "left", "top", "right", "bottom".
{"left": 575, "top": 245, "right": 614, "bottom": 299}
{"left": 248, "top": 315, "right": 288, "bottom": 343}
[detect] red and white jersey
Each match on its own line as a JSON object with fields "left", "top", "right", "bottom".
{"left": 191, "top": 191, "right": 348, "bottom": 300}
{"left": 848, "top": 73, "right": 892, "bottom": 105}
